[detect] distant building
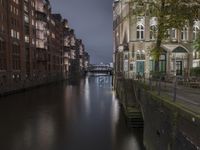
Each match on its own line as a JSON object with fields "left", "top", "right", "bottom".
{"left": 0, "top": 0, "right": 89, "bottom": 94}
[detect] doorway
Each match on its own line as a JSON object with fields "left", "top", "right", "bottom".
{"left": 176, "top": 61, "right": 182, "bottom": 75}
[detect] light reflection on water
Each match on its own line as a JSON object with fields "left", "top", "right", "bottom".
{"left": 0, "top": 75, "right": 144, "bottom": 150}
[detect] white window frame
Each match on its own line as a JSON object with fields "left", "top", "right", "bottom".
{"left": 181, "top": 26, "right": 188, "bottom": 41}
{"left": 136, "top": 25, "right": 144, "bottom": 40}
{"left": 193, "top": 26, "right": 199, "bottom": 40}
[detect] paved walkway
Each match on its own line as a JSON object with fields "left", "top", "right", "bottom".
{"left": 147, "top": 80, "right": 200, "bottom": 115}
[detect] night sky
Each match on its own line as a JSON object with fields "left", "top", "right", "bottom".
{"left": 49, "top": 0, "right": 113, "bottom": 64}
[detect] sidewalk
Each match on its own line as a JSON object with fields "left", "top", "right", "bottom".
{"left": 143, "top": 79, "right": 200, "bottom": 115}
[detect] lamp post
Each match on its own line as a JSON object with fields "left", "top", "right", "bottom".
{"left": 173, "top": 52, "right": 177, "bottom": 102}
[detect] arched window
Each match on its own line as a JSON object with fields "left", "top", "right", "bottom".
{"left": 193, "top": 26, "right": 199, "bottom": 40}
{"left": 150, "top": 25, "right": 157, "bottom": 40}
{"left": 137, "top": 25, "right": 144, "bottom": 40}
{"left": 181, "top": 26, "right": 188, "bottom": 41}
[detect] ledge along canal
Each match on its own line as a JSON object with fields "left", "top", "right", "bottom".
{"left": 0, "top": 75, "right": 144, "bottom": 150}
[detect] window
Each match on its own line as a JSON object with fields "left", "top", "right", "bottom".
{"left": 136, "top": 50, "right": 145, "bottom": 60}
{"left": 193, "top": 26, "right": 199, "bottom": 40}
{"left": 193, "top": 51, "right": 200, "bottom": 59}
{"left": 181, "top": 26, "right": 188, "bottom": 41}
{"left": 0, "top": 0, "right": 6, "bottom": 8}
{"left": 136, "top": 25, "right": 144, "bottom": 40}
{"left": 11, "top": 29, "right": 14, "bottom": 37}
{"left": 31, "top": 1, "right": 35, "bottom": 8}
{"left": 51, "top": 33, "right": 55, "bottom": 39}
{"left": 17, "top": 32, "right": 20, "bottom": 39}
{"left": 11, "top": 29, "right": 19, "bottom": 39}
{"left": 0, "top": 39, "right": 6, "bottom": 70}
{"left": 130, "top": 63, "right": 133, "bottom": 71}
{"left": 171, "top": 28, "right": 177, "bottom": 39}
{"left": 25, "top": 36, "right": 29, "bottom": 43}
{"left": 13, "top": 0, "right": 19, "bottom": 4}
{"left": 0, "top": 25, "right": 5, "bottom": 33}
{"left": 11, "top": 5, "right": 13, "bottom": 12}
{"left": 150, "top": 26, "right": 157, "bottom": 40}
{"left": 24, "top": 14, "right": 29, "bottom": 23}
{"left": 15, "top": 8, "right": 18, "bottom": 15}
{"left": 24, "top": 5, "right": 28, "bottom": 12}
{"left": 12, "top": 44, "right": 20, "bottom": 70}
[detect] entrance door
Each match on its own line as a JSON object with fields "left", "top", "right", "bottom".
{"left": 136, "top": 61, "right": 144, "bottom": 76}
{"left": 176, "top": 61, "right": 182, "bottom": 75}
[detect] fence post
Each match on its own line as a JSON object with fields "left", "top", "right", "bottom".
{"left": 173, "top": 77, "right": 177, "bottom": 102}
{"left": 149, "top": 78, "right": 152, "bottom": 91}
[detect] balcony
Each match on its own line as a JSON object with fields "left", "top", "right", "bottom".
{"left": 64, "top": 46, "right": 71, "bottom": 52}
{"left": 36, "top": 11, "right": 47, "bottom": 22}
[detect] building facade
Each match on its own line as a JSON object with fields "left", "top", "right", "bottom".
{"left": 0, "top": 0, "right": 89, "bottom": 94}
{"left": 113, "top": 0, "right": 200, "bottom": 79}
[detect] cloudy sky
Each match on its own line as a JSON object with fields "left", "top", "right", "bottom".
{"left": 49, "top": 0, "right": 113, "bottom": 64}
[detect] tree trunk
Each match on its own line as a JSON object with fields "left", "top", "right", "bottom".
{"left": 154, "top": 0, "right": 165, "bottom": 75}
{"left": 155, "top": 39, "right": 162, "bottom": 73}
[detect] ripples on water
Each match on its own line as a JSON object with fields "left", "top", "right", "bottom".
{"left": 0, "top": 75, "right": 144, "bottom": 150}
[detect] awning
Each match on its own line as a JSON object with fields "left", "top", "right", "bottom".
{"left": 161, "top": 44, "right": 189, "bottom": 53}
{"left": 173, "top": 46, "right": 188, "bottom": 53}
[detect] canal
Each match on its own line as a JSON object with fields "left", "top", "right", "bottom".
{"left": 0, "top": 75, "right": 144, "bottom": 150}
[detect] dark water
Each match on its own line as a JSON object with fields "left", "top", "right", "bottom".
{"left": 0, "top": 75, "right": 144, "bottom": 150}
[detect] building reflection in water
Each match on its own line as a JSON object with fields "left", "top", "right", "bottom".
{"left": 12, "top": 110, "right": 56, "bottom": 150}
{"left": 0, "top": 75, "right": 144, "bottom": 150}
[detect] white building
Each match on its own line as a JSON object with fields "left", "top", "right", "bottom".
{"left": 113, "top": 0, "right": 200, "bottom": 79}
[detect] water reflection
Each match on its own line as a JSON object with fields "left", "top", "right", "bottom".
{"left": 84, "top": 76, "right": 91, "bottom": 117}
{"left": 0, "top": 75, "right": 144, "bottom": 150}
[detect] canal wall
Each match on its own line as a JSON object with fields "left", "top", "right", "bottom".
{"left": 115, "top": 79, "right": 200, "bottom": 150}
{"left": 0, "top": 75, "right": 65, "bottom": 97}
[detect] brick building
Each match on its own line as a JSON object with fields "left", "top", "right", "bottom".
{"left": 0, "top": 0, "right": 89, "bottom": 94}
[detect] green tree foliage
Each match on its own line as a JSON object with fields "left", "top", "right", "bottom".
{"left": 193, "top": 33, "right": 200, "bottom": 52}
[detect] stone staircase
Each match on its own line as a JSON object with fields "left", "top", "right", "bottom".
{"left": 125, "top": 106, "right": 144, "bottom": 128}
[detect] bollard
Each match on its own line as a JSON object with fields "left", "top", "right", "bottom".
{"left": 158, "top": 77, "right": 161, "bottom": 95}
{"left": 173, "top": 77, "right": 177, "bottom": 102}
{"left": 149, "top": 78, "right": 152, "bottom": 90}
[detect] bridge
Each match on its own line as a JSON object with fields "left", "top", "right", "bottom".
{"left": 86, "top": 64, "right": 113, "bottom": 75}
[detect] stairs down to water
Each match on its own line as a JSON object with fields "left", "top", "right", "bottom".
{"left": 125, "top": 106, "right": 144, "bottom": 128}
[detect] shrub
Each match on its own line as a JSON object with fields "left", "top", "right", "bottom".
{"left": 190, "top": 67, "right": 200, "bottom": 77}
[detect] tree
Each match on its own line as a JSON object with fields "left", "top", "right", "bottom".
{"left": 134, "top": 0, "right": 200, "bottom": 73}
{"left": 193, "top": 32, "right": 200, "bottom": 52}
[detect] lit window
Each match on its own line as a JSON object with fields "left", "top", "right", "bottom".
{"left": 24, "top": 14, "right": 29, "bottom": 23}
{"left": 17, "top": 32, "right": 20, "bottom": 39}
{"left": 52, "top": 33, "right": 55, "bottom": 39}
{"left": 25, "top": 36, "right": 29, "bottom": 43}
{"left": 11, "top": 29, "right": 14, "bottom": 37}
